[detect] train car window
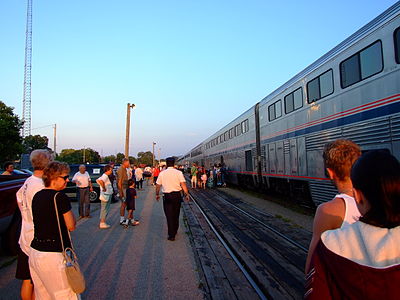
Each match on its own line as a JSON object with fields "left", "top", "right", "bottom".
{"left": 307, "top": 77, "right": 320, "bottom": 103}
{"left": 235, "top": 124, "right": 241, "bottom": 136}
{"left": 284, "top": 93, "right": 294, "bottom": 113}
{"left": 340, "top": 40, "right": 382, "bottom": 88}
{"left": 360, "top": 41, "right": 383, "bottom": 79}
{"left": 241, "top": 120, "right": 248, "bottom": 133}
{"left": 268, "top": 100, "right": 282, "bottom": 121}
{"left": 275, "top": 100, "right": 282, "bottom": 118}
{"left": 341, "top": 54, "right": 360, "bottom": 88}
{"left": 229, "top": 128, "right": 233, "bottom": 139}
{"left": 307, "top": 69, "right": 333, "bottom": 103}
{"left": 395, "top": 27, "right": 400, "bottom": 64}
{"left": 285, "top": 88, "right": 303, "bottom": 113}
{"left": 293, "top": 88, "right": 303, "bottom": 110}
{"left": 241, "top": 119, "right": 249, "bottom": 133}
{"left": 319, "top": 70, "right": 334, "bottom": 98}
{"left": 268, "top": 104, "right": 275, "bottom": 121}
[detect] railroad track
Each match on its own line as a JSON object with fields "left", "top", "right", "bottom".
{"left": 188, "top": 187, "right": 308, "bottom": 300}
{"left": 189, "top": 194, "right": 267, "bottom": 300}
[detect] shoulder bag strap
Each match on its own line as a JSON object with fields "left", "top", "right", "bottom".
{"left": 53, "top": 192, "right": 65, "bottom": 252}
{"left": 53, "top": 192, "right": 75, "bottom": 251}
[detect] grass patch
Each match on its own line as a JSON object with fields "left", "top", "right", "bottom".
{"left": 226, "top": 185, "right": 315, "bottom": 216}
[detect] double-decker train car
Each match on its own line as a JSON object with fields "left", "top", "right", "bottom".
{"left": 178, "top": 3, "right": 400, "bottom": 207}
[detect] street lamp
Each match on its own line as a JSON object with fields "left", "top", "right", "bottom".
{"left": 125, "top": 103, "right": 136, "bottom": 158}
{"left": 152, "top": 142, "right": 156, "bottom": 167}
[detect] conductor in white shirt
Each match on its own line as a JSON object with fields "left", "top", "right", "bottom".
{"left": 72, "top": 164, "right": 93, "bottom": 218}
{"left": 156, "top": 157, "right": 190, "bottom": 241}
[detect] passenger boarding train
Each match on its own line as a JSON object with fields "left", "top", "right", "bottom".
{"left": 178, "top": 3, "right": 400, "bottom": 207}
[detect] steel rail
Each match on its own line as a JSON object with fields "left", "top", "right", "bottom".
{"left": 189, "top": 194, "right": 268, "bottom": 300}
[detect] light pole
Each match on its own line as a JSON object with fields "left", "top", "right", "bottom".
{"left": 152, "top": 142, "right": 156, "bottom": 167}
{"left": 125, "top": 103, "right": 136, "bottom": 158}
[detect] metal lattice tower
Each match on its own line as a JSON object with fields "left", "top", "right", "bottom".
{"left": 22, "top": 0, "right": 33, "bottom": 137}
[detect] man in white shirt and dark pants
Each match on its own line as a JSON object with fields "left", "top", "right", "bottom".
{"left": 72, "top": 164, "right": 93, "bottom": 218}
{"left": 156, "top": 157, "right": 190, "bottom": 241}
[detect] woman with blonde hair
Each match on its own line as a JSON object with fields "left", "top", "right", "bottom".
{"left": 29, "top": 161, "right": 79, "bottom": 299}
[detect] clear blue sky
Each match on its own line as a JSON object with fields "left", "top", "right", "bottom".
{"left": 1, "top": 0, "right": 398, "bottom": 158}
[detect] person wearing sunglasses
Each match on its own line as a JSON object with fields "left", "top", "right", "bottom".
{"left": 29, "top": 161, "right": 78, "bottom": 299}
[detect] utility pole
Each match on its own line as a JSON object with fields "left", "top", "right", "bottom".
{"left": 152, "top": 142, "right": 156, "bottom": 167}
{"left": 53, "top": 124, "right": 56, "bottom": 155}
{"left": 22, "top": 0, "right": 33, "bottom": 137}
{"left": 125, "top": 103, "right": 135, "bottom": 158}
{"left": 83, "top": 147, "right": 86, "bottom": 163}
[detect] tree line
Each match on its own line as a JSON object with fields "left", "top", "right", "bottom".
{"left": 0, "top": 101, "right": 157, "bottom": 167}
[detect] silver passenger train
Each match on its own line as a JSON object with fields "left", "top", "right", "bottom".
{"left": 178, "top": 3, "right": 400, "bottom": 207}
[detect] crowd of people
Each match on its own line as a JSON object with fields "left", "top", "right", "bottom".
{"left": 12, "top": 153, "right": 189, "bottom": 299}
{"left": 189, "top": 163, "right": 226, "bottom": 189}
{"left": 5, "top": 137, "right": 400, "bottom": 299}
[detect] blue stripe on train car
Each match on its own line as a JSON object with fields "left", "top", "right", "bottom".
{"left": 261, "top": 101, "right": 400, "bottom": 145}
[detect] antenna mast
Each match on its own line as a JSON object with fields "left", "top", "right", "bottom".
{"left": 22, "top": 0, "right": 33, "bottom": 137}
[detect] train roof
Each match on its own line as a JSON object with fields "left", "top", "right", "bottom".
{"left": 259, "top": 1, "right": 400, "bottom": 106}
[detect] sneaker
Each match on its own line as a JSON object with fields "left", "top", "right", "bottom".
{"left": 99, "top": 223, "right": 110, "bottom": 229}
{"left": 120, "top": 217, "right": 126, "bottom": 225}
{"left": 130, "top": 219, "right": 140, "bottom": 226}
{"left": 122, "top": 219, "right": 130, "bottom": 228}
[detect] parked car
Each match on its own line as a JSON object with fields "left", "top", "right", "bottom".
{"left": 0, "top": 173, "right": 29, "bottom": 255}
{"left": 65, "top": 164, "right": 106, "bottom": 202}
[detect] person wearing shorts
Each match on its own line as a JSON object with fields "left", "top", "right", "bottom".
{"left": 190, "top": 163, "right": 197, "bottom": 188}
{"left": 122, "top": 179, "right": 139, "bottom": 226}
{"left": 97, "top": 165, "right": 114, "bottom": 229}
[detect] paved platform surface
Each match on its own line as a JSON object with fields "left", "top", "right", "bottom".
{"left": 0, "top": 185, "right": 204, "bottom": 300}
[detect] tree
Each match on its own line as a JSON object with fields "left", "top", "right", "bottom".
{"left": 137, "top": 151, "right": 154, "bottom": 166}
{"left": 83, "top": 148, "right": 100, "bottom": 164}
{"left": 58, "top": 149, "right": 82, "bottom": 164}
{"left": 102, "top": 155, "right": 116, "bottom": 163}
{"left": 22, "top": 134, "right": 49, "bottom": 153}
{"left": 0, "top": 101, "right": 23, "bottom": 163}
{"left": 115, "top": 153, "right": 125, "bottom": 164}
{"left": 129, "top": 156, "right": 137, "bottom": 165}
{"left": 58, "top": 148, "right": 100, "bottom": 164}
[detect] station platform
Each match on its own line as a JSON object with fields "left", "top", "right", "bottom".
{"left": 0, "top": 184, "right": 204, "bottom": 300}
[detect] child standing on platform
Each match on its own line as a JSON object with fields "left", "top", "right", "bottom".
{"left": 122, "top": 179, "right": 140, "bottom": 227}
{"left": 201, "top": 172, "right": 207, "bottom": 189}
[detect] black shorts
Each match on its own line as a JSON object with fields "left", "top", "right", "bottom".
{"left": 16, "top": 247, "right": 31, "bottom": 280}
{"left": 126, "top": 197, "right": 136, "bottom": 211}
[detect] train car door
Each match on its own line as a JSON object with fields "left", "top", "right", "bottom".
{"left": 290, "top": 139, "right": 298, "bottom": 175}
{"left": 268, "top": 143, "right": 276, "bottom": 173}
{"left": 297, "top": 137, "right": 307, "bottom": 176}
{"left": 276, "top": 141, "right": 284, "bottom": 174}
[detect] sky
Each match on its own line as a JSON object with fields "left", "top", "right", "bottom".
{"left": 1, "top": 0, "right": 398, "bottom": 158}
